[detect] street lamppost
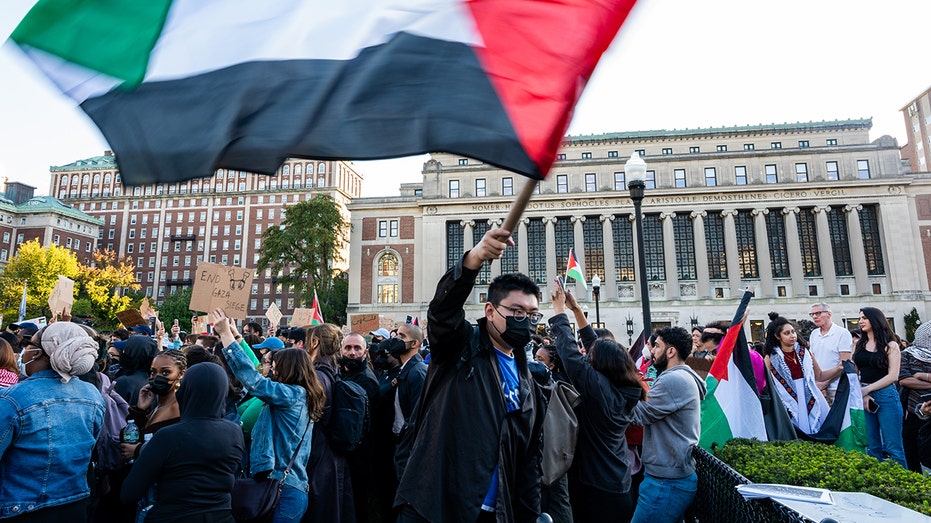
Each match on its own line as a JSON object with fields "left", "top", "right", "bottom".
{"left": 626, "top": 314, "right": 635, "bottom": 346}
{"left": 591, "top": 274, "right": 601, "bottom": 328}
{"left": 626, "top": 152, "right": 652, "bottom": 339}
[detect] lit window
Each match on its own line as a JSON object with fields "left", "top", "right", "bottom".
{"left": 689, "top": 146, "right": 700, "bottom": 153}
{"left": 582, "top": 152, "right": 592, "bottom": 159}
{"left": 798, "top": 140, "right": 809, "bottom": 148}
{"left": 826, "top": 139, "right": 837, "bottom": 146}
{"left": 458, "top": 158, "right": 468, "bottom": 166}
{"left": 771, "top": 142, "right": 782, "bottom": 149}
{"left": 662, "top": 148, "right": 672, "bottom": 155}
{"left": 716, "top": 145, "right": 727, "bottom": 152}
{"left": 744, "top": 143, "right": 755, "bottom": 151}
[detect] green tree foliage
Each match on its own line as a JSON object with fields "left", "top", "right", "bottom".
{"left": 0, "top": 240, "right": 81, "bottom": 322}
{"left": 904, "top": 307, "right": 921, "bottom": 344}
{"left": 257, "top": 194, "right": 349, "bottom": 315}
{"left": 157, "top": 287, "right": 194, "bottom": 334}
{"left": 318, "top": 271, "right": 349, "bottom": 326}
{"left": 715, "top": 439, "right": 931, "bottom": 515}
{"left": 75, "top": 250, "right": 140, "bottom": 329}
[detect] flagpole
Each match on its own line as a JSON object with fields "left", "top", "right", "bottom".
{"left": 501, "top": 179, "right": 539, "bottom": 236}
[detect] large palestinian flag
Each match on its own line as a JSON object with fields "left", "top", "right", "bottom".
{"left": 10, "top": 0, "right": 639, "bottom": 185}
{"left": 798, "top": 361, "right": 867, "bottom": 453}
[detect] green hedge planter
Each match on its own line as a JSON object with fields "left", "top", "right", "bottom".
{"left": 714, "top": 439, "right": 931, "bottom": 516}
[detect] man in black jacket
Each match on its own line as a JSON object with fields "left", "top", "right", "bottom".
{"left": 395, "top": 228, "right": 545, "bottom": 523}
{"left": 339, "top": 332, "right": 380, "bottom": 523}
{"left": 392, "top": 324, "right": 428, "bottom": 438}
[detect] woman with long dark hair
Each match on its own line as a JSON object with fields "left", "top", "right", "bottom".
{"left": 212, "top": 309, "right": 326, "bottom": 523}
{"left": 854, "top": 307, "right": 906, "bottom": 467}
{"left": 764, "top": 314, "right": 843, "bottom": 435}
{"left": 550, "top": 285, "right": 645, "bottom": 523}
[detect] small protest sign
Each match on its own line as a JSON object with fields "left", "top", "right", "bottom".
{"left": 190, "top": 262, "right": 255, "bottom": 320}
{"left": 350, "top": 314, "right": 380, "bottom": 334}
{"left": 265, "top": 302, "right": 282, "bottom": 327}
{"left": 47, "top": 276, "right": 75, "bottom": 314}
{"left": 116, "top": 309, "right": 147, "bottom": 329}
{"left": 290, "top": 307, "right": 315, "bottom": 327}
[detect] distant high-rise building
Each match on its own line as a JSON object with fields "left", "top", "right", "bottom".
{"left": 901, "top": 86, "right": 931, "bottom": 173}
{"left": 52, "top": 151, "right": 362, "bottom": 324}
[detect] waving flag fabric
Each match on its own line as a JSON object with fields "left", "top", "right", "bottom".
{"left": 798, "top": 361, "right": 867, "bottom": 452}
{"left": 566, "top": 248, "right": 587, "bottom": 290}
{"left": 10, "top": 0, "right": 639, "bottom": 185}
{"left": 18, "top": 283, "right": 27, "bottom": 322}
{"left": 699, "top": 291, "right": 767, "bottom": 449}
{"left": 311, "top": 290, "right": 324, "bottom": 326}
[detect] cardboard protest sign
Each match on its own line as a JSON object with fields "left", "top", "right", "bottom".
{"left": 190, "top": 262, "right": 255, "bottom": 320}
{"left": 265, "top": 302, "right": 282, "bottom": 327}
{"left": 47, "top": 275, "right": 75, "bottom": 314}
{"left": 116, "top": 309, "right": 147, "bottom": 329}
{"left": 290, "top": 307, "right": 315, "bottom": 327}
{"left": 350, "top": 314, "right": 380, "bottom": 334}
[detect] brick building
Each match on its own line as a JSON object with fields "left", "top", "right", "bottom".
{"left": 51, "top": 152, "right": 361, "bottom": 324}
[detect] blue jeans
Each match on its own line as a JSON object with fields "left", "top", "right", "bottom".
{"left": 273, "top": 485, "right": 307, "bottom": 523}
{"left": 630, "top": 472, "right": 697, "bottom": 523}
{"left": 864, "top": 383, "right": 907, "bottom": 467}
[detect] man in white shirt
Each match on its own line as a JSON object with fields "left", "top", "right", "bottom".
{"left": 808, "top": 302, "right": 853, "bottom": 406}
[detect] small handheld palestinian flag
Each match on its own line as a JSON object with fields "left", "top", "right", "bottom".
{"left": 566, "top": 248, "right": 587, "bottom": 290}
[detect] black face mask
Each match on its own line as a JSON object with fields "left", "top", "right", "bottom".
{"left": 339, "top": 356, "right": 367, "bottom": 372}
{"left": 500, "top": 315, "right": 533, "bottom": 351}
{"left": 372, "top": 352, "right": 394, "bottom": 371}
{"left": 148, "top": 375, "right": 174, "bottom": 396}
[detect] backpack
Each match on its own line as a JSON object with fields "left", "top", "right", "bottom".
{"left": 96, "top": 373, "right": 131, "bottom": 471}
{"left": 319, "top": 366, "right": 370, "bottom": 453}
{"left": 540, "top": 380, "right": 581, "bottom": 486}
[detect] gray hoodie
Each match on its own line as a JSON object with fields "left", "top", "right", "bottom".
{"left": 630, "top": 364, "right": 707, "bottom": 479}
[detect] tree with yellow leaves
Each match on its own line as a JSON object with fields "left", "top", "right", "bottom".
{"left": 76, "top": 250, "right": 140, "bottom": 328}
{"left": 0, "top": 240, "right": 81, "bottom": 323}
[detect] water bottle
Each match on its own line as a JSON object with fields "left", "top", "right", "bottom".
{"left": 123, "top": 420, "right": 140, "bottom": 463}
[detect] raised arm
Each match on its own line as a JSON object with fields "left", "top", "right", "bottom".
{"left": 427, "top": 228, "right": 513, "bottom": 365}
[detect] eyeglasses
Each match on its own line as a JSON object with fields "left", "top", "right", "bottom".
{"left": 809, "top": 311, "right": 827, "bottom": 318}
{"left": 495, "top": 305, "right": 543, "bottom": 325}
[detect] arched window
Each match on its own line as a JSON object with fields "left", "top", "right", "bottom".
{"left": 59, "top": 176, "right": 67, "bottom": 186}
{"left": 283, "top": 164, "right": 290, "bottom": 175}
{"left": 71, "top": 175, "right": 79, "bottom": 185}
{"left": 318, "top": 176, "right": 325, "bottom": 187}
{"left": 318, "top": 163, "right": 326, "bottom": 174}
{"left": 93, "top": 174, "right": 100, "bottom": 184}
{"left": 104, "top": 173, "right": 111, "bottom": 183}
{"left": 295, "top": 164, "right": 302, "bottom": 175}
{"left": 376, "top": 252, "right": 400, "bottom": 303}
{"left": 82, "top": 174, "right": 89, "bottom": 184}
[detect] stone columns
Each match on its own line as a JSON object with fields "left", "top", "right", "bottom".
{"left": 488, "top": 218, "right": 503, "bottom": 279}
{"left": 461, "top": 220, "right": 475, "bottom": 251}
{"left": 518, "top": 218, "right": 530, "bottom": 276}
{"left": 782, "top": 207, "right": 805, "bottom": 297}
{"left": 844, "top": 204, "right": 870, "bottom": 295}
{"left": 660, "top": 212, "right": 679, "bottom": 300}
{"left": 601, "top": 214, "right": 617, "bottom": 300}
{"left": 544, "top": 217, "right": 557, "bottom": 290}
{"left": 721, "top": 210, "right": 741, "bottom": 293}
{"left": 812, "top": 206, "right": 836, "bottom": 296}
{"left": 752, "top": 208, "right": 773, "bottom": 298}
{"left": 691, "top": 210, "right": 711, "bottom": 299}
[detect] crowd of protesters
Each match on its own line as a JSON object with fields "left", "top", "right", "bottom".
{"left": 2, "top": 227, "right": 931, "bottom": 522}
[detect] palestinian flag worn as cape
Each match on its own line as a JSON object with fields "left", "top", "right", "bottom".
{"left": 11, "top": 0, "right": 638, "bottom": 185}
{"left": 699, "top": 318, "right": 767, "bottom": 449}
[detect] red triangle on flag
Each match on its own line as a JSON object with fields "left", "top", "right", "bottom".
{"left": 467, "top": 0, "right": 638, "bottom": 176}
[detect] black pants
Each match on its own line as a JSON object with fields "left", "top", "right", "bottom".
{"left": 903, "top": 410, "right": 925, "bottom": 472}
{"left": 569, "top": 481, "right": 633, "bottom": 523}
{"left": 11, "top": 500, "right": 87, "bottom": 522}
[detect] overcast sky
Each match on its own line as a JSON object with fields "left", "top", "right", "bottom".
{"left": 1, "top": 0, "right": 928, "bottom": 197}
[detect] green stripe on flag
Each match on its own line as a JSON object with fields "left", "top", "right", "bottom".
{"left": 699, "top": 375, "right": 733, "bottom": 450}
{"left": 11, "top": 0, "right": 173, "bottom": 87}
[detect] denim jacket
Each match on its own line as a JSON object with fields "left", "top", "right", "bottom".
{"left": 224, "top": 342, "right": 313, "bottom": 492}
{"left": 0, "top": 369, "right": 105, "bottom": 518}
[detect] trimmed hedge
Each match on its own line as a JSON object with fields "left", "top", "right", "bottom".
{"left": 714, "top": 439, "right": 931, "bottom": 516}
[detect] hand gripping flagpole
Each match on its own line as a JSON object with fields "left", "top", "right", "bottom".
{"left": 501, "top": 178, "right": 539, "bottom": 236}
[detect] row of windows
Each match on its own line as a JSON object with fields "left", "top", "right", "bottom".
{"left": 61, "top": 164, "right": 332, "bottom": 188}
{"left": 544, "top": 139, "right": 839, "bottom": 162}
{"left": 444, "top": 205, "right": 884, "bottom": 285}
{"left": 445, "top": 160, "right": 871, "bottom": 196}
{"left": 63, "top": 178, "right": 337, "bottom": 199}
